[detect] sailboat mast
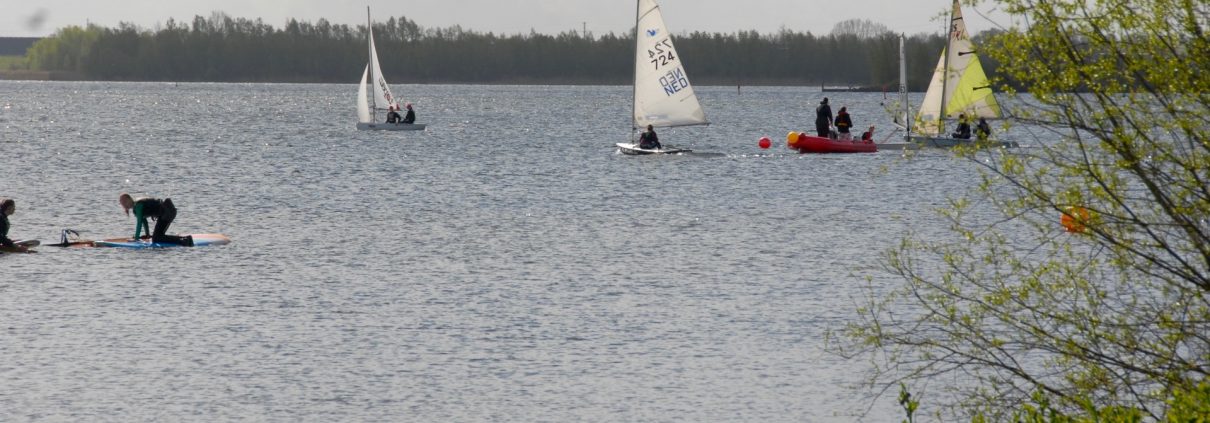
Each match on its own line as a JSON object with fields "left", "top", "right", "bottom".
{"left": 900, "top": 34, "right": 911, "bottom": 138}
{"left": 631, "top": 0, "right": 640, "bottom": 133}
{"left": 367, "top": 7, "right": 376, "bottom": 115}
{"left": 938, "top": 1, "right": 953, "bottom": 135}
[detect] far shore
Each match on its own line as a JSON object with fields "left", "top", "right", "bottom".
{"left": 0, "top": 71, "right": 893, "bottom": 89}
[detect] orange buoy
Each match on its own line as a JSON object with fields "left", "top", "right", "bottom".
{"left": 786, "top": 131, "right": 799, "bottom": 148}
{"left": 1060, "top": 206, "right": 1091, "bottom": 233}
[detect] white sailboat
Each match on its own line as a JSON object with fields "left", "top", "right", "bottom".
{"left": 356, "top": 7, "right": 425, "bottom": 131}
{"left": 906, "top": 0, "right": 1012, "bottom": 147}
{"left": 615, "top": 0, "right": 708, "bottom": 155}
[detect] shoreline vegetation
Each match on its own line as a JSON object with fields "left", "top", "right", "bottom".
{"left": 2, "top": 13, "right": 973, "bottom": 87}
{"left": 0, "top": 68, "right": 904, "bottom": 88}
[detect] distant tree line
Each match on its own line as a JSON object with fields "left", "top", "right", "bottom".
{"left": 25, "top": 12, "right": 973, "bottom": 88}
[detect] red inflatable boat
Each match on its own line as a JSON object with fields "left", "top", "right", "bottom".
{"left": 787, "top": 132, "right": 877, "bottom": 153}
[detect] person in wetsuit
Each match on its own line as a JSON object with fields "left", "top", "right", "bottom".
{"left": 119, "top": 193, "right": 193, "bottom": 246}
{"left": 385, "top": 105, "right": 402, "bottom": 124}
{"left": 402, "top": 103, "right": 416, "bottom": 124}
{"left": 975, "top": 117, "right": 992, "bottom": 141}
{"left": 952, "top": 114, "right": 973, "bottom": 139}
{"left": 638, "top": 124, "right": 661, "bottom": 150}
{"left": 0, "top": 198, "right": 27, "bottom": 252}
{"left": 815, "top": 97, "right": 833, "bottom": 137}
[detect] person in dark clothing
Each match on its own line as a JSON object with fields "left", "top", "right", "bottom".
{"left": 385, "top": 105, "right": 402, "bottom": 124}
{"left": 952, "top": 113, "right": 972, "bottom": 139}
{"left": 402, "top": 103, "right": 416, "bottom": 124}
{"left": 834, "top": 106, "right": 853, "bottom": 139}
{"left": 638, "top": 124, "right": 661, "bottom": 149}
{"left": 0, "top": 198, "right": 27, "bottom": 252}
{"left": 975, "top": 117, "right": 992, "bottom": 141}
{"left": 815, "top": 97, "right": 833, "bottom": 137}
{"left": 860, "top": 126, "right": 876, "bottom": 142}
{"left": 119, "top": 193, "right": 193, "bottom": 246}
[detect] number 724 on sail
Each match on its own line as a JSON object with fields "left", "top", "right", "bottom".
{"left": 647, "top": 39, "right": 676, "bottom": 70}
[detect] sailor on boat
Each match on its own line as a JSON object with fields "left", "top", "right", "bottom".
{"left": 638, "top": 124, "right": 661, "bottom": 150}
{"left": 402, "top": 103, "right": 416, "bottom": 124}
{"left": 975, "top": 118, "right": 992, "bottom": 141}
{"left": 385, "top": 105, "right": 402, "bottom": 124}
{"left": 951, "top": 114, "right": 973, "bottom": 139}
{"left": 861, "top": 126, "right": 876, "bottom": 142}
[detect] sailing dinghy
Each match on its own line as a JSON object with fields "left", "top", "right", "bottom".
{"left": 615, "top": 0, "right": 708, "bottom": 155}
{"left": 356, "top": 7, "right": 425, "bottom": 131}
{"left": 905, "top": 0, "right": 1014, "bottom": 148}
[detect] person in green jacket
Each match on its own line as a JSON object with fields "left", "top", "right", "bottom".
{"left": 118, "top": 193, "right": 193, "bottom": 246}
{"left": 1, "top": 198, "right": 28, "bottom": 252}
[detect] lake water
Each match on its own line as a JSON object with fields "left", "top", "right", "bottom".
{"left": 1, "top": 81, "right": 1002, "bottom": 421}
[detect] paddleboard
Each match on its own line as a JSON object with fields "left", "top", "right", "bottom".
{"left": 92, "top": 233, "right": 232, "bottom": 249}
{"left": 0, "top": 239, "right": 39, "bottom": 253}
{"left": 616, "top": 142, "right": 691, "bottom": 155}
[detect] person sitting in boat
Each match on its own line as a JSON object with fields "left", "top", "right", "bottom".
{"left": 975, "top": 117, "right": 992, "bottom": 141}
{"left": 860, "top": 126, "right": 876, "bottom": 143}
{"left": 119, "top": 193, "right": 193, "bottom": 246}
{"left": 638, "top": 124, "right": 661, "bottom": 150}
{"left": 402, "top": 103, "right": 416, "bottom": 124}
{"left": 0, "top": 198, "right": 27, "bottom": 252}
{"left": 385, "top": 105, "right": 402, "bottom": 124}
{"left": 835, "top": 106, "right": 853, "bottom": 140}
{"left": 815, "top": 97, "right": 833, "bottom": 137}
{"left": 952, "top": 114, "right": 973, "bottom": 139}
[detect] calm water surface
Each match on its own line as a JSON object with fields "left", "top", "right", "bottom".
{"left": 1, "top": 82, "right": 1000, "bottom": 421}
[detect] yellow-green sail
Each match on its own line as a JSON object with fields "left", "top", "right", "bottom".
{"left": 915, "top": 0, "right": 1002, "bottom": 136}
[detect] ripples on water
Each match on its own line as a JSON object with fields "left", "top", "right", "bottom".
{"left": 1, "top": 82, "right": 1002, "bottom": 421}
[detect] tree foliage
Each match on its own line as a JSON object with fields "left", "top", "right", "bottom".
{"left": 24, "top": 13, "right": 949, "bottom": 86}
{"left": 839, "top": 0, "right": 1209, "bottom": 420}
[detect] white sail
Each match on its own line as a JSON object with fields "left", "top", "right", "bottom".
{"left": 357, "top": 65, "right": 372, "bottom": 123}
{"left": 632, "top": 0, "right": 707, "bottom": 129}
{"left": 368, "top": 27, "right": 397, "bottom": 111}
{"left": 915, "top": 0, "right": 1002, "bottom": 136}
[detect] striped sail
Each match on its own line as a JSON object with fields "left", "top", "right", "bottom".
{"left": 367, "top": 21, "right": 397, "bottom": 111}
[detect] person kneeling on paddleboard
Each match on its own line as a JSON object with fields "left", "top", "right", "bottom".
{"left": 638, "top": 124, "right": 661, "bottom": 150}
{"left": 1, "top": 198, "right": 28, "bottom": 252}
{"left": 119, "top": 193, "right": 193, "bottom": 246}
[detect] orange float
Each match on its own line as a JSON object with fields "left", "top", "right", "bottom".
{"left": 1060, "top": 206, "right": 1091, "bottom": 233}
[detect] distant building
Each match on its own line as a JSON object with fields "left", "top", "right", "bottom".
{"left": 0, "top": 38, "right": 40, "bottom": 56}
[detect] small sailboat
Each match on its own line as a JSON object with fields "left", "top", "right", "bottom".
{"left": 356, "top": 7, "right": 425, "bottom": 131}
{"left": 905, "top": 0, "right": 1014, "bottom": 148}
{"left": 615, "top": 0, "right": 708, "bottom": 155}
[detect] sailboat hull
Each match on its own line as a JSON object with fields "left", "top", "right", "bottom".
{"left": 907, "top": 135, "right": 1018, "bottom": 148}
{"left": 615, "top": 142, "right": 690, "bottom": 155}
{"left": 357, "top": 122, "right": 427, "bottom": 131}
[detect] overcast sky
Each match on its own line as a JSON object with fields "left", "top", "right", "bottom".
{"left": 0, "top": 0, "right": 1015, "bottom": 38}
